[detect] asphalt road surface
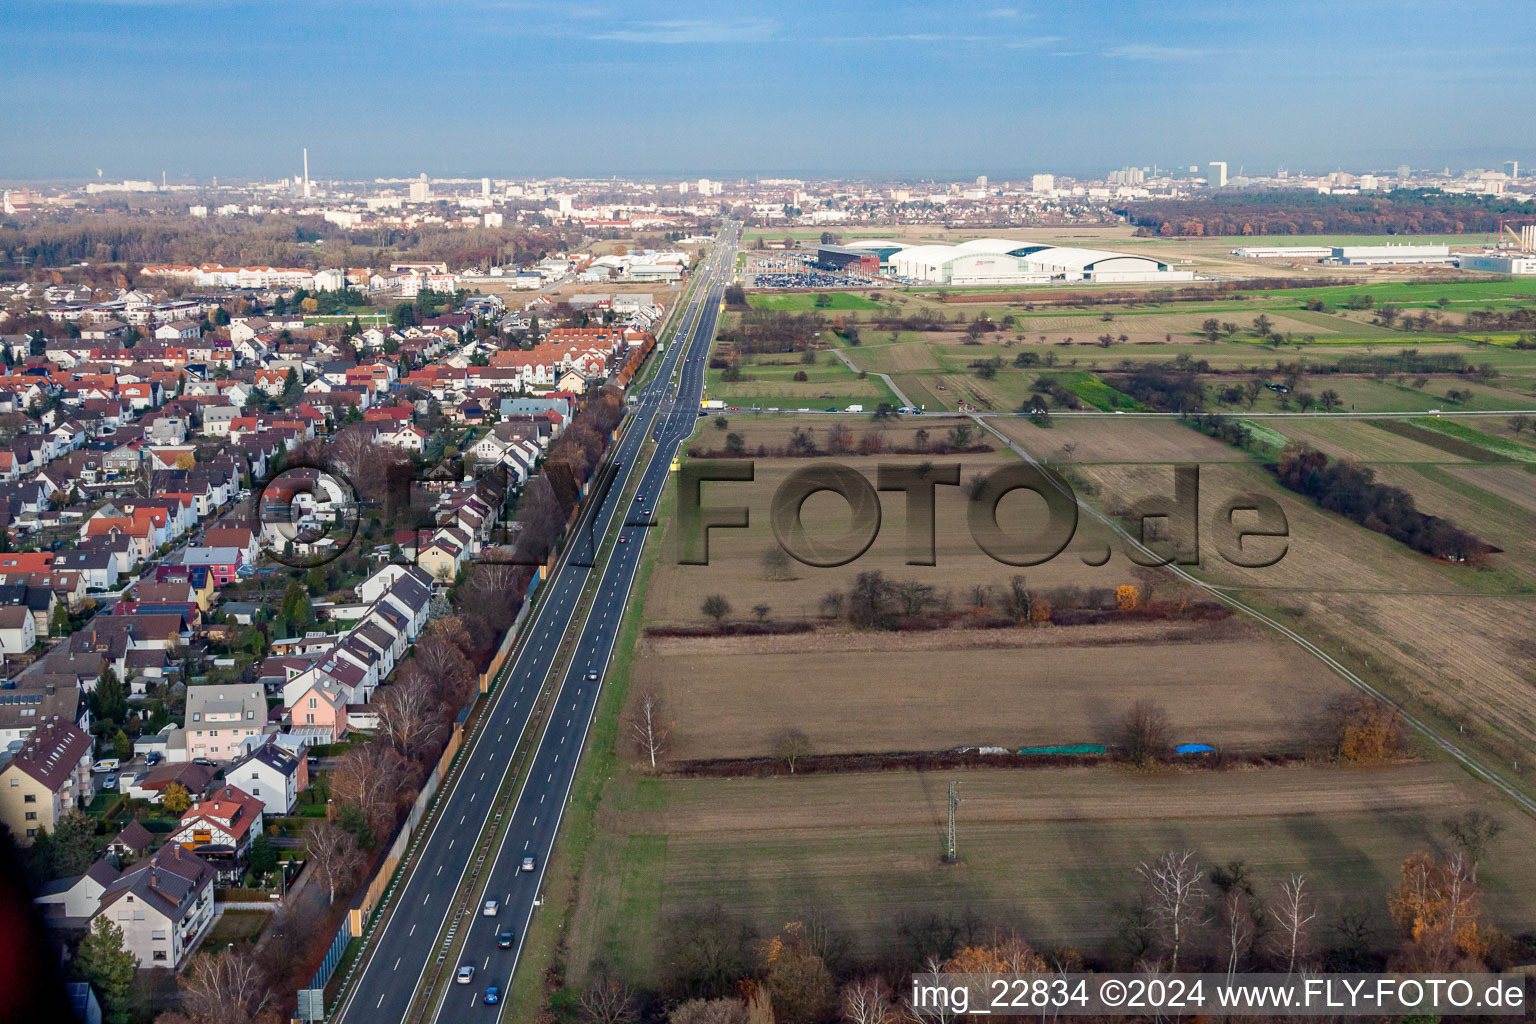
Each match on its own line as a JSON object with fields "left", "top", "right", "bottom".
{"left": 333, "top": 224, "right": 738, "bottom": 1024}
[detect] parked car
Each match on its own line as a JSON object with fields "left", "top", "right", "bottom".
{"left": 144, "top": 752, "right": 161, "bottom": 766}
{"left": 482, "top": 900, "right": 498, "bottom": 916}
{"left": 91, "top": 759, "right": 119, "bottom": 774}
{"left": 456, "top": 965, "right": 474, "bottom": 985}
{"left": 101, "top": 773, "right": 118, "bottom": 790}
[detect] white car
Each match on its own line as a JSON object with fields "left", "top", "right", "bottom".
{"left": 456, "top": 965, "right": 475, "bottom": 985}
{"left": 521, "top": 856, "right": 536, "bottom": 872}
{"left": 482, "top": 900, "right": 498, "bottom": 917}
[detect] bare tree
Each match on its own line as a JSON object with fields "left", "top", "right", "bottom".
{"left": 330, "top": 743, "right": 406, "bottom": 835}
{"left": 900, "top": 956, "right": 961, "bottom": 1024}
{"left": 667, "top": 999, "right": 749, "bottom": 1024}
{"left": 303, "top": 821, "right": 363, "bottom": 906}
{"left": 752, "top": 604, "right": 771, "bottom": 623}
{"left": 1138, "top": 850, "right": 1208, "bottom": 970}
{"left": 841, "top": 977, "right": 897, "bottom": 1024}
{"left": 701, "top": 594, "right": 732, "bottom": 628}
{"left": 761, "top": 545, "right": 793, "bottom": 580}
{"left": 1218, "top": 888, "right": 1256, "bottom": 982}
{"left": 1268, "top": 874, "right": 1318, "bottom": 975}
{"left": 773, "top": 729, "right": 811, "bottom": 774}
{"left": 1119, "top": 700, "right": 1171, "bottom": 768}
{"left": 627, "top": 689, "right": 673, "bottom": 769}
{"left": 579, "top": 962, "right": 638, "bottom": 1024}
{"left": 375, "top": 674, "right": 444, "bottom": 760}
{"left": 177, "top": 946, "right": 274, "bottom": 1024}
{"left": 1442, "top": 810, "right": 1504, "bottom": 882}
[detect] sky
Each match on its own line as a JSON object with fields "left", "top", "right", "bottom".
{"left": 3, "top": 0, "right": 1535, "bottom": 182}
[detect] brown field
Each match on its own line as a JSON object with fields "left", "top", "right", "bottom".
{"left": 992, "top": 416, "right": 1249, "bottom": 464}
{"left": 1073, "top": 457, "right": 1536, "bottom": 781}
{"left": 1445, "top": 463, "right": 1536, "bottom": 507}
{"left": 634, "top": 619, "right": 1352, "bottom": 761}
{"left": 1370, "top": 465, "right": 1536, "bottom": 582}
{"left": 688, "top": 413, "right": 973, "bottom": 453}
{"left": 644, "top": 452, "right": 1130, "bottom": 627}
{"left": 567, "top": 761, "right": 1536, "bottom": 981}
{"left": 1273, "top": 419, "right": 1468, "bottom": 463}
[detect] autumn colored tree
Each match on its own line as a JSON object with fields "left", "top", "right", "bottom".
{"left": 758, "top": 922, "right": 835, "bottom": 1024}
{"left": 1116, "top": 584, "right": 1140, "bottom": 611}
{"left": 1389, "top": 852, "right": 1486, "bottom": 970}
{"left": 162, "top": 781, "right": 192, "bottom": 814}
{"left": 944, "top": 932, "right": 1047, "bottom": 974}
{"left": 1334, "top": 695, "right": 1407, "bottom": 763}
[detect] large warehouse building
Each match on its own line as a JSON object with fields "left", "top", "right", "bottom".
{"left": 867, "top": 237, "right": 1196, "bottom": 286}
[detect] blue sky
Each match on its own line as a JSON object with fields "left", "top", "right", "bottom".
{"left": 3, "top": 0, "right": 1534, "bottom": 181}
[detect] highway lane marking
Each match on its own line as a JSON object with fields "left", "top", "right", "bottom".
{"left": 424, "top": 893, "right": 430, "bottom": 904}
{"left": 394, "top": 957, "right": 401, "bottom": 970}
{"left": 410, "top": 924, "right": 416, "bottom": 936}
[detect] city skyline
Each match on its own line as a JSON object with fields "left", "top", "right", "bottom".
{"left": 4, "top": 0, "right": 1536, "bottom": 180}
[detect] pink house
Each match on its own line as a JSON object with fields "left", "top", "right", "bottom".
{"left": 289, "top": 680, "right": 347, "bottom": 741}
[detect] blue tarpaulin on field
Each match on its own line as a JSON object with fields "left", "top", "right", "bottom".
{"left": 1175, "top": 743, "right": 1215, "bottom": 754}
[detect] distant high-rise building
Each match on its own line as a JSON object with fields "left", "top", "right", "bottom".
{"left": 696, "top": 177, "right": 720, "bottom": 197}
{"left": 302, "top": 148, "right": 311, "bottom": 198}
{"left": 678, "top": 181, "right": 689, "bottom": 195}
{"left": 481, "top": 177, "right": 491, "bottom": 197}
{"left": 1398, "top": 164, "right": 1412, "bottom": 180}
{"left": 976, "top": 174, "right": 987, "bottom": 187}
{"left": 409, "top": 173, "right": 431, "bottom": 202}
{"left": 1030, "top": 173, "right": 1055, "bottom": 193}
{"left": 1208, "top": 161, "right": 1228, "bottom": 187}
{"left": 1507, "top": 160, "right": 1521, "bottom": 180}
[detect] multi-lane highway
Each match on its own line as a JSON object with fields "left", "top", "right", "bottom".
{"left": 334, "top": 223, "right": 738, "bottom": 1023}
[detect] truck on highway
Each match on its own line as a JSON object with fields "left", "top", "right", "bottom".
{"left": 701, "top": 399, "right": 725, "bottom": 410}
{"left": 845, "top": 404, "right": 864, "bottom": 413}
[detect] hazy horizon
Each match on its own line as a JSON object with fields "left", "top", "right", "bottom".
{"left": 4, "top": 0, "right": 1535, "bottom": 181}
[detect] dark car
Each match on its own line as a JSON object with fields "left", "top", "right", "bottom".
{"left": 496, "top": 929, "right": 514, "bottom": 949}
{"left": 484, "top": 986, "right": 500, "bottom": 1005}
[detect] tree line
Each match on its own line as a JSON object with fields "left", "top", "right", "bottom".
{"left": 1117, "top": 188, "right": 1536, "bottom": 237}
{"left": 1276, "top": 444, "right": 1491, "bottom": 561}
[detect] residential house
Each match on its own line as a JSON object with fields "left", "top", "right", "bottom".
{"left": 94, "top": 843, "right": 214, "bottom": 968}
{"left": 225, "top": 740, "right": 307, "bottom": 815}
{"left": 0, "top": 718, "right": 94, "bottom": 843}
{"left": 183, "top": 684, "right": 267, "bottom": 762}
{"left": 168, "top": 784, "right": 264, "bottom": 879}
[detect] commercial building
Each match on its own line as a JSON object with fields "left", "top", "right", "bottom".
{"left": 885, "top": 238, "right": 1196, "bottom": 286}
{"left": 1231, "top": 245, "right": 1334, "bottom": 260}
{"left": 814, "top": 245, "right": 881, "bottom": 273}
{"left": 1459, "top": 252, "right": 1536, "bottom": 275}
{"left": 1324, "top": 244, "right": 1456, "bottom": 266}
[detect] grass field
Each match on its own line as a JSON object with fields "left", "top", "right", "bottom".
{"left": 748, "top": 291, "right": 883, "bottom": 311}
{"left": 565, "top": 761, "right": 1536, "bottom": 982}
{"left": 703, "top": 352, "right": 898, "bottom": 410}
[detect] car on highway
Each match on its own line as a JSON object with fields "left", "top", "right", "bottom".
{"left": 496, "top": 929, "right": 514, "bottom": 949}
{"left": 617, "top": 535, "right": 628, "bottom": 544}
{"left": 456, "top": 965, "right": 475, "bottom": 984}
{"left": 584, "top": 669, "right": 598, "bottom": 681}
{"left": 521, "top": 856, "right": 536, "bottom": 872}
{"left": 482, "top": 899, "right": 498, "bottom": 916}
{"left": 484, "top": 986, "right": 500, "bottom": 1005}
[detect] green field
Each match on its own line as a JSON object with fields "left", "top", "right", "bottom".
{"left": 704, "top": 352, "right": 899, "bottom": 410}
{"left": 747, "top": 291, "right": 883, "bottom": 311}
